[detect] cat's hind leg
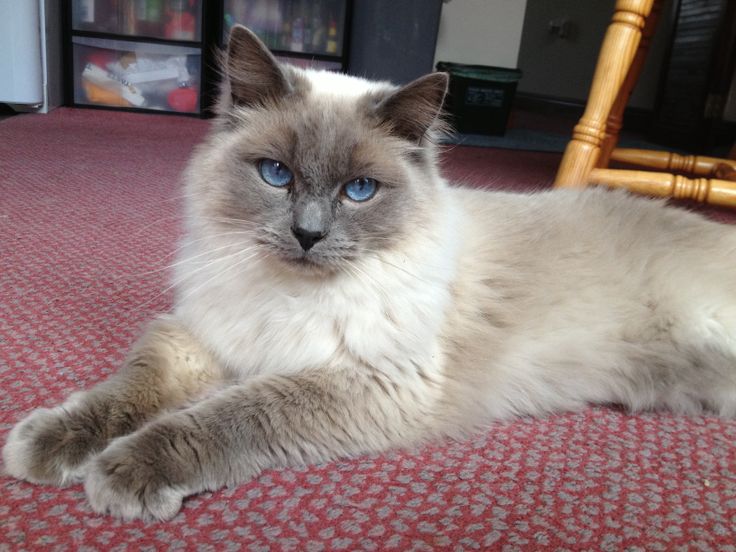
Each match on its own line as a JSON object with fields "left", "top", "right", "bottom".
{"left": 2, "top": 315, "right": 225, "bottom": 486}
{"left": 667, "top": 304, "right": 736, "bottom": 417}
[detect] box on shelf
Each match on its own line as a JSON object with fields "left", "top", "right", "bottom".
{"left": 72, "top": 36, "right": 201, "bottom": 113}
{"left": 437, "top": 61, "right": 522, "bottom": 136}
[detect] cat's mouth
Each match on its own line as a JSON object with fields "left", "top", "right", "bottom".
{"left": 271, "top": 247, "right": 339, "bottom": 275}
{"left": 257, "top": 236, "right": 352, "bottom": 275}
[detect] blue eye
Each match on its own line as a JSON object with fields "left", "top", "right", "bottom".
{"left": 344, "top": 177, "right": 378, "bottom": 202}
{"left": 259, "top": 159, "right": 293, "bottom": 187}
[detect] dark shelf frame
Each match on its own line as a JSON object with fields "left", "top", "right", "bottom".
{"left": 70, "top": 29, "right": 202, "bottom": 49}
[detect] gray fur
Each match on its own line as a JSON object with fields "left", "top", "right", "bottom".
{"left": 4, "top": 25, "right": 736, "bottom": 520}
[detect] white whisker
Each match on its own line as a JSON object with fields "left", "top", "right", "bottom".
{"left": 173, "top": 250, "right": 263, "bottom": 306}
{"left": 130, "top": 245, "right": 261, "bottom": 312}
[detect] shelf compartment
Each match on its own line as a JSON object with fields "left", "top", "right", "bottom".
{"left": 223, "top": 0, "right": 347, "bottom": 58}
{"left": 71, "top": 36, "right": 201, "bottom": 113}
{"left": 72, "top": 0, "right": 202, "bottom": 42}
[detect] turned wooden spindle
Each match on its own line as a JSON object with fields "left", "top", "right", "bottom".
{"left": 555, "top": 0, "right": 655, "bottom": 188}
{"left": 598, "top": 0, "right": 662, "bottom": 166}
{"left": 589, "top": 168, "right": 736, "bottom": 207}
{"left": 553, "top": 0, "right": 736, "bottom": 208}
{"left": 610, "top": 149, "right": 736, "bottom": 176}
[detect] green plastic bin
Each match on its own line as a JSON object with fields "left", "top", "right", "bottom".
{"left": 437, "top": 61, "right": 522, "bottom": 136}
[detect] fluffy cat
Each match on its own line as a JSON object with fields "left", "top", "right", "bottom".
{"left": 4, "top": 26, "right": 736, "bottom": 521}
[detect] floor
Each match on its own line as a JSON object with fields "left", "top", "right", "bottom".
{"left": 1, "top": 107, "right": 735, "bottom": 550}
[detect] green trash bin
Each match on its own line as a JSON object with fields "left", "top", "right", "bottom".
{"left": 436, "top": 62, "right": 522, "bottom": 136}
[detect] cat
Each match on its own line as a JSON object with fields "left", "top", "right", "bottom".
{"left": 4, "top": 25, "right": 736, "bottom": 521}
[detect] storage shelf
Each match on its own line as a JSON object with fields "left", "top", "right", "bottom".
{"left": 64, "top": 0, "right": 352, "bottom": 117}
{"left": 71, "top": 29, "right": 202, "bottom": 49}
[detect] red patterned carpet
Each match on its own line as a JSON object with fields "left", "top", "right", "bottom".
{"left": 1, "top": 108, "right": 736, "bottom": 550}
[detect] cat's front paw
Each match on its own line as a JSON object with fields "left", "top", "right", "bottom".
{"left": 84, "top": 435, "right": 187, "bottom": 521}
{"left": 3, "top": 401, "right": 98, "bottom": 486}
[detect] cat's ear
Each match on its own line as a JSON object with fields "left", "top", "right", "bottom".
{"left": 376, "top": 72, "right": 449, "bottom": 142}
{"left": 226, "top": 25, "right": 291, "bottom": 107}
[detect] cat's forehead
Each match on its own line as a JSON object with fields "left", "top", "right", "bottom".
{"left": 238, "top": 70, "right": 396, "bottom": 163}
{"left": 300, "top": 69, "right": 396, "bottom": 99}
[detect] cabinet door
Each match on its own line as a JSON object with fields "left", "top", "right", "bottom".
{"left": 72, "top": 0, "right": 203, "bottom": 42}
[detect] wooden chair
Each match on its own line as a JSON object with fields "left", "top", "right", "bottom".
{"left": 553, "top": 0, "right": 736, "bottom": 207}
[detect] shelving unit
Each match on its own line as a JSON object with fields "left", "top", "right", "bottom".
{"left": 62, "top": 1, "right": 352, "bottom": 117}
{"left": 62, "top": 0, "right": 221, "bottom": 116}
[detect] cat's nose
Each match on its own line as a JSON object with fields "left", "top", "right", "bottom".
{"left": 292, "top": 226, "right": 325, "bottom": 251}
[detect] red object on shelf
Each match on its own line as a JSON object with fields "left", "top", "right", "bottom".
{"left": 164, "top": 0, "right": 196, "bottom": 40}
{"left": 86, "top": 49, "right": 116, "bottom": 69}
{"left": 168, "top": 86, "right": 198, "bottom": 112}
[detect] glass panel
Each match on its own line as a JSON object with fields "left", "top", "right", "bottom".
{"left": 223, "top": 0, "right": 346, "bottom": 57}
{"left": 275, "top": 54, "right": 341, "bottom": 72}
{"left": 71, "top": 0, "right": 202, "bottom": 42}
{"left": 72, "top": 36, "right": 201, "bottom": 113}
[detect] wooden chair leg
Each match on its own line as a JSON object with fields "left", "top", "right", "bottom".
{"left": 610, "top": 148, "right": 736, "bottom": 176}
{"left": 599, "top": 0, "right": 663, "bottom": 167}
{"left": 588, "top": 167, "right": 736, "bottom": 207}
{"left": 554, "top": 0, "right": 655, "bottom": 188}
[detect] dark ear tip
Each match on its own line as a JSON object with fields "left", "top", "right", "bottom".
{"left": 227, "top": 24, "right": 247, "bottom": 41}
{"left": 227, "top": 24, "right": 263, "bottom": 50}
{"left": 414, "top": 72, "right": 449, "bottom": 96}
{"left": 431, "top": 72, "right": 450, "bottom": 89}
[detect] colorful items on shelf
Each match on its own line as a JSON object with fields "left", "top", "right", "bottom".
{"left": 325, "top": 18, "right": 338, "bottom": 54}
{"left": 81, "top": 49, "right": 197, "bottom": 112}
{"left": 164, "top": 0, "right": 197, "bottom": 40}
{"left": 167, "top": 84, "right": 198, "bottom": 112}
{"left": 223, "top": 0, "right": 341, "bottom": 56}
{"left": 74, "top": 0, "right": 200, "bottom": 41}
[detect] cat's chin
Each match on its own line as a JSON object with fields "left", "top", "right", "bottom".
{"left": 272, "top": 251, "right": 342, "bottom": 278}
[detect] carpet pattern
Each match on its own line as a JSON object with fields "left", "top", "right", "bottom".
{"left": 1, "top": 108, "right": 736, "bottom": 550}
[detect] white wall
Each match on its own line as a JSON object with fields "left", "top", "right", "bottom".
{"left": 433, "top": 0, "right": 527, "bottom": 69}
{"left": 0, "top": 0, "right": 44, "bottom": 105}
{"left": 0, "top": 0, "right": 62, "bottom": 112}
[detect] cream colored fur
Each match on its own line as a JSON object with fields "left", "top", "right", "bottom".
{"left": 4, "top": 29, "right": 736, "bottom": 520}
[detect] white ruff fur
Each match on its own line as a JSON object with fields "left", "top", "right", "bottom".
{"left": 5, "top": 36, "right": 736, "bottom": 523}
{"left": 175, "top": 184, "right": 460, "bottom": 384}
